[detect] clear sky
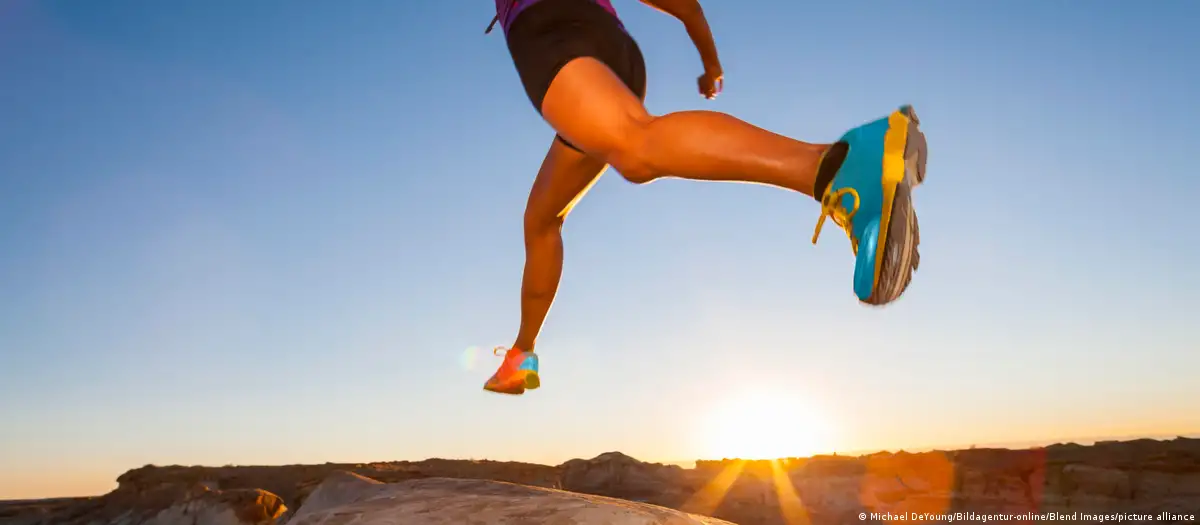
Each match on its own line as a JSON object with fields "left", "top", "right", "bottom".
{"left": 2, "top": 0, "right": 1198, "bottom": 500}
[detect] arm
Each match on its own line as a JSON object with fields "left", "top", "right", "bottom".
{"left": 638, "top": 0, "right": 721, "bottom": 75}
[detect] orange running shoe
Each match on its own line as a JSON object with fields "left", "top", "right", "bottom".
{"left": 483, "top": 347, "right": 540, "bottom": 395}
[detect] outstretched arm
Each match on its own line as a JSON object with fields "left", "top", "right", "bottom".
{"left": 638, "top": 0, "right": 723, "bottom": 95}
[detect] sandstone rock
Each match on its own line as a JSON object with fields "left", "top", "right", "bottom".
{"left": 2, "top": 484, "right": 285, "bottom": 525}
{"left": 6, "top": 437, "right": 1199, "bottom": 525}
{"left": 561, "top": 452, "right": 695, "bottom": 504}
{"left": 283, "top": 471, "right": 734, "bottom": 525}
{"left": 0, "top": 498, "right": 88, "bottom": 525}
{"left": 1061, "top": 464, "right": 1132, "bottom": 500}
{"left": 142, "top": 487, "right": 285, "bottom": 525}
{"left": 101, "top": 457, "right": 559, "bottom": 517}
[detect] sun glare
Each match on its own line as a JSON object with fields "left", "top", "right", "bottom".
{"left": 700, "top": 389, "right": 834, "bottom": 460}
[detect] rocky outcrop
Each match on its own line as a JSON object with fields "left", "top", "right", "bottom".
{"left": 553, "top": 440, "right": 1200, "bottom": 523}
{"left": 676, "top": 439, "right": 1200, "bottom": 523}
{"left": 141, "top": 487, "right": 285, "bottom": 525}
{"left": 0, "top": 498, "right": 92, "bottom": 525}
{"left": 107, "top": 457, "right": 560, "bottom": 515}
{"left": 4, "top": 437, "right": 1199, "bottom": 525}
{"left": 561, "top": 452, "right": 698, "bottom": 505}
{"left": 1, "top": 482, "right": 286, "bottom": 525}
{"left": 285, "top": 471, "right": 733, "bottom": 525}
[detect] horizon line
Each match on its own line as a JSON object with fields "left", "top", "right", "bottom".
{"left": 655, "top": 431, "right": 1200, "bottom": 467}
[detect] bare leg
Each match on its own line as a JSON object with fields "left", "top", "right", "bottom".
{"left": 512, "top": 138, "right": 609, "bottom": 352}
{"left": 541, "top": 57, "right": 828, "bottom": 197}
{"left": 510, "top": 58, "right": 828, "bottom": 353}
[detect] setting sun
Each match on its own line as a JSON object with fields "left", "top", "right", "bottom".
{"left": 699, "top": 389, "right": 835, "bottom": 460}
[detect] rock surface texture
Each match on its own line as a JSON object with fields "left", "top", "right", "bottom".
{"left": 2, "top": 437, "right": 1198, "bottom": 524}
{"left": 286, "top": 471, "right": 733, "bottom": 524}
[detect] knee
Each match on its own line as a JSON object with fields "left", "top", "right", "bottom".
{"left": 604, "top": 116, "right": 660, "bottom": 185}
{"left": 523, "top": 206, "right": 564, "bottom": 237}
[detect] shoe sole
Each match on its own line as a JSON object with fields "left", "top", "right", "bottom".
{"left": 865, "top": 106, "right": 927, "bottom": 306}
{"left": 482, "top": 369, "right": 540, "bottom": 395}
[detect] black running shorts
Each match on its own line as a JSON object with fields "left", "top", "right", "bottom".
{"left": 505, "top": 0, "right": 647, "bottom": 151}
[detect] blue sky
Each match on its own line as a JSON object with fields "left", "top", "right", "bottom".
{"left": 1, "top": 0, "right": 1198, "bottom": 499}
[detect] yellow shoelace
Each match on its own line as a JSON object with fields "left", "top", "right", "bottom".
{"left": 811, "top": 187, "right": 861, "bottom": 255}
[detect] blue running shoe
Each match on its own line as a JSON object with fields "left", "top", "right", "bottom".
{"left": 812, "top": 106, "right": 929, "bottom": 305}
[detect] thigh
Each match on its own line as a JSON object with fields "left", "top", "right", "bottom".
{"left": 553, "top": 37, "right": 646, "bottom": 154}
{"left": 540, "top": 56, "right": 651, "bottom": 163}
{"left": 525, "top": 136, "right": 609, "bottom": 227}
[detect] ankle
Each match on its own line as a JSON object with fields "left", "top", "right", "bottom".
{"left": 812, "top": 142, "right": 847, "bottom": 200}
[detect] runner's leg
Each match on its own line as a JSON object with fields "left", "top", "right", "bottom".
{"left": 541, "top": 57, "right": 829, "bottom": 197}
{"left": 512, "top": 137, "right": 609, "bottom": 352}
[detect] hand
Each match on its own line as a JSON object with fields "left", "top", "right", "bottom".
{"left": 697, "top": 65, "right": 723, "bottom": 100}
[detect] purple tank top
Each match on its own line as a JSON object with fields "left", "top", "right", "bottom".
{"left": 492, "top": 0, "right": 620, "bottom": 35}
